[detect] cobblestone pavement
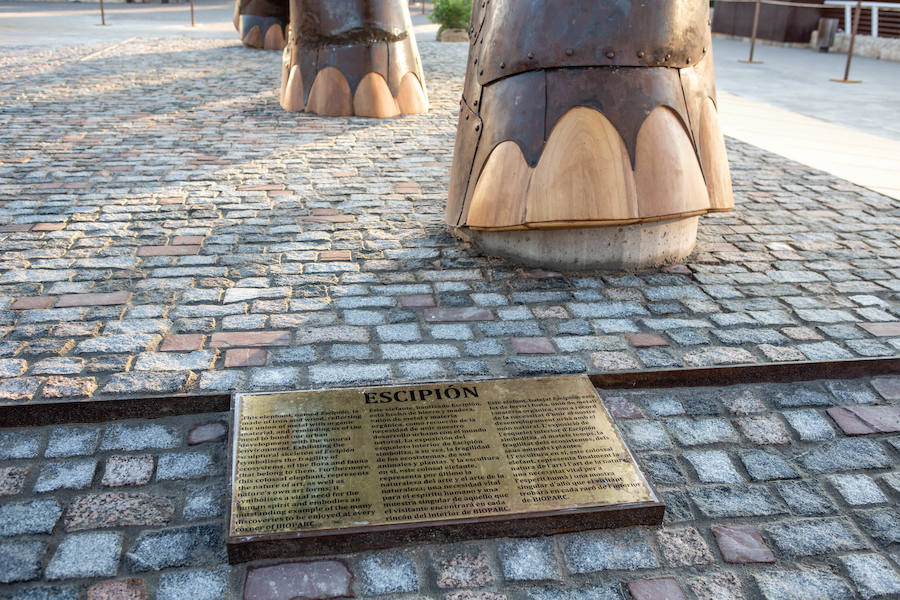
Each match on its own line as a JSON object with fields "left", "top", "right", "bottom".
{"left": 0, "top": 29, "right": 899, "bottom": 600}
{"left": 0, "top": 39, "right": 898, "bottom": 406}
{"left": 0, "top": 376, "right": 898, "bottom": 599}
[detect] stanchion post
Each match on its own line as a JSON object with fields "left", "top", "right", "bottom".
{"left": 833, "top": 0, "right": 863, "bottom": 82}
{"left": 99, "top": 0, "right": 106, "bottom": 26}
{"left": 190, "top": 0, "right": 195, "bottom": 26}
{"left": 740, "top": 0, "right": 764, "bottom": 63}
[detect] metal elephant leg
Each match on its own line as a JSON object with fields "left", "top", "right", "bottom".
{"left": 234, "top": 0, "right": 289, "bottom": 50}
{"left": 280, "top": 0, "right": 428, "bottom": 117}
{"left": 447, "top": 1, "right": 735, "bottom": 270}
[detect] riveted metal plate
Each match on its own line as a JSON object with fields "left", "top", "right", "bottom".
{"left": 476, "top": 0, "right": 710, "bottom": 85}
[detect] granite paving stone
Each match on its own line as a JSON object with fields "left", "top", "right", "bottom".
{"left": 156, "top": 568, "right": 229, "bottom": 600}
{"left": 686, "top": 572, "right": 743, "bottom": 600}
{"left": 738, "top": 449, "right": 800, "bottom": 480}
{"left": 0, "top": 499, "right": 62, "bottom": 536}
{"left": 775, "top": 480, "right": 836, "bottom": 515}
{"left": 497, "top": 538, "right": 560, "bottom": 582}
{"left": 796, "top": 438, "right": 892, "bottom": 472}
{"left": 828, "top": 474, "right": 888, "bottom": 505}
{"left": 101, "top": 455, "right": 154, "bottom": 487}
{"left": 100, "top": 423, "right": 178, "bottom": 451}
{"left": 125, "top": 525, "right": 222, "bottom": 571}
{"left": 753, "top": 570, "right": 854, "bottom": 600}
{"left": 762, "top": 518, "right": 866, "bottom": 557}
{"left": 0, "top": 539, "right": 47, "bottom": 583}
{"left": 682, "top": 450, "right": 743, "bottom": 483}
{"left": 840, "top": 553, "right": 900, "bottom": 599}
{"left": 64, "top": 492, "right": 174, "bottom": 531}
{"left": 34, "top": 460, "right": 96, "bottom": 493}
{"left": 655, "top": 527, "right": 715, "bottom": 566}
{"left": 689, "top": 485, "right": 788, "bottom": 518}
{"left": 357, "top": 550, "right": 419, "bottom": 595}
{"left": 45, "top": 532, "right": 122, "bottom": 580}
{"left": 783, "top": 409, "right": 835, "bottom": 440}
{"left": 434, "top": 549, "right": 494, "bottom": 588}
{"left": 0, "top": 466, "right": 28, "bottom": 496}
{"left": 155, "top": 452, "right": 217, "bottom": 480}
{"left": 0, "top": 431, "right": 41, "bottom": 460}
{"left": 853, "top": 508, "right": 900, "bottom": 546}
{"left": 519, "top": 584, "right": 623, "bottom": 600}
{"left": 243, "top": 560, "right": 353, "bottom": 600}
{"left": 86, "top": 578, "right": 148, "bottom": 600}
{"left": 560, "top": 528, "right": 657, "bottom": 573}
{"left": 665, "top": 417, "right": 739, "bottom": 446}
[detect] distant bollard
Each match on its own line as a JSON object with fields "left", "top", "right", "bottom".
{"left": 832, "top": 0, "right": 863, "bottom": 83}
{"left": 99, "top": 0, "right": 106, "bottom": 26}
{"left": 190, "top": 0, "right": 196, "bottom": 27}
{"left": 740, "top": 0, "right": 764, "bottom": 64}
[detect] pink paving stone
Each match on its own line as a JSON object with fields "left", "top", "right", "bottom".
{"left": 137, "top": 245, "right": 202, "bottom": 257}
{"left": 711, "top": 525, "right": 776, "bottom": 563}
{"left": 627, "top": 578, "right": 686, "bottom": 600}
{"left": 160, "top": 334, "right": 204, "bottom": 352}
{"left": 157, "top": 197, "right": 185, "bottom": 205}
{"left": 33, "top": 222, "right": 66, "bottom": 232}
{"left": 511, "top": 337, "right": 555, "bottom": 355}
{"left": 87, "top": 578, "right": 148, "bottom": 600}
{"left": 625, "top": 333, "right": 669, "bottom": 348}
{"left": 737, "top": 415, "right": 791, "bottom": 444}
{"left": 210, "top": 331, "right": 291, "bottom": 348}
{"left": 243, "top": 560, "right": 353, "bottom": 600}
{"left": 102, "top": 455, "right": 154, "bottom": 487}
{"left": 41, "top": 376, "right": 98, "bottom": 399}
{"left": 871, "top": 377, "right": 900, "bottom": 400}
{"left": 224, "top": 348, "right": 268, "bottom": 368}
{"left": 424, "top": 307, "right": 494, "bottom": 322}
{"left": 0, "top": 224, "right": 32, "bottom": 232}
{"left": 267, "top": 190, "right": 293, "bottom": 197}
{"left": 55, "top": 291, "right": 131, "bottom": 308}
{"left": 11, "top": 296, "right": 56, "bottom": 310}
{"left": 532, "top": 305, "right": 569, "bottom": 319}
{"left": 65, "top": 492, "right": 175, "bottom": 531}
{"left": 827, "top": 405, "right": 900, "bottom": 435}
{"left": 656, "top": 528, "right": 715, "bottom": 567}
{"left": 319, "top": 250, "right": 352, "bottom": 262}
{"left": 311, "top": 208, "right": 338, "bottom": 215}
{"left": 603, "top": 396, "right": 644, "bottom": 419}
{"left": 445, "top": 594, "right": 507, "bottom": 600}
{"left": 436, "top": 551, "right": 494, "bottom": 588}
{"left": 662, "top": 264, "right": 692, "bottom": 275}
{"left": 859, "top": 321, "right": 900, "bottom": 337}
{"left": 172, "top": 235, "right": 204, "bottom": 245}
{"left": 399, "top": 295, "right": 436, "bottom": 307}
{"left": 687, "top": 572, "right": 743, "bottom": 600}
{"left": 188, "top": 421, "right": 228, "bottom": 445}
{"left": 0, "top": 466, "right": 28, "bottom": 496}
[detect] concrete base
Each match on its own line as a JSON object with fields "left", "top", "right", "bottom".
{"left": 458, "top": 218, "right": 699, "bottom": 271}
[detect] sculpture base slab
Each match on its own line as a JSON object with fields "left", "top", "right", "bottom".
{"left": 459, "top": 217, "right": 698, "bottom": 271}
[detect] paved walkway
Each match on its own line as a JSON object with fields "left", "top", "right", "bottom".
{"left": 0, "top": 4, "right": 898, "bottom": 600}
{"left": 712, "top": 38, "right": 900, "bottom": 201}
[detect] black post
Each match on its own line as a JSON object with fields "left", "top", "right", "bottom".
{"left": 740, "top": 0, "right": 764, "bottom": 64}
{"left": 832, "top": 0, "right": 863, "bottom": 82}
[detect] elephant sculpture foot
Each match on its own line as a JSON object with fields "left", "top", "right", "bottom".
{"left": 234, "top": 0, "right": 288, "bottom": 50}
{"left": 446, "top": 1, "right": 734, "bottom": 270}
{"left": 280, "top": 0, "right": 428, "bottom": 117}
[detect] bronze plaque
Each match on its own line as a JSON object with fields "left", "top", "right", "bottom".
{"left": 227, "top": 375, "right": 662, "bottom": 561}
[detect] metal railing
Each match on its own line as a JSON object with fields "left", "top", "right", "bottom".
{"left": 715, "top": 0, "right": 900, "bottom": 82}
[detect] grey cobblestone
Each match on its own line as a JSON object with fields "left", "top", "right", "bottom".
{"left": 561, "top": 528, "right": 657, "bottom": 573}
{"left": 754, "top": 570, "right": 854, "bottom": 600}
{"left": 45, "top": 532, "right": 122, "bottom": 580}
{"left": 0, "top": 499, "right": 62, "bottom": 536}
{"left": 0, "top": 540, "right": 46, "bottom": 583}
{"left": 156, "top": 452, "right": 217, "bottom": 480}
{"left": 763, "top": 518, "right": 866, "bottom": 557}
{"left": 33, "top": 460, "right": 96, "bottom": 493}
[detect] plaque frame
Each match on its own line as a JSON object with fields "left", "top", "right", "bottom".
{"left": 226, "top": 375, "right": 664, "bottom": 563}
